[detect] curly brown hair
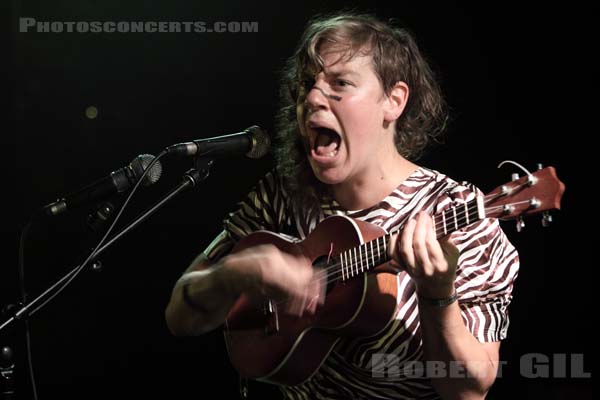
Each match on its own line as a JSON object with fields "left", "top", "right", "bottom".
{"left": 273, "top": 12, "right": 448, "bottom": 210}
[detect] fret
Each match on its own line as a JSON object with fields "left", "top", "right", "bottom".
{"left": 358, "top": 245, "right": 364, "bottom": 272}
{"left": 341, "top": 251, "right": 346, "bottom": 281}
{"left": 346, "top": 251, "right": 351, "bottom": 278}
{"left": 441, "top": 210, "right": 447, "bottom": 235}
{"left": 346, "top": 248, "right": 349, "bottom": 277}
{"left": 345, "top": 250, "right": 350, "bottom": 279}
{"left": 369, "top": 240, "right": 375, "bottom": 269}
{"left": 464, "top": 202, "right": 469, "bottom": 225}
{"left": 452, "top": 207, "right": 458, "bottom": 230}
{"left": 476, "top": 196, "right": 485, "bottom": 219}
{"left": 346, "top": 250, "right": 351, "bottom": 279}
{"left": 352, "top": 247, "right": 358, "bottom": 276}
{"left": 347, "top": 249, "right": 351, "bottom": 277}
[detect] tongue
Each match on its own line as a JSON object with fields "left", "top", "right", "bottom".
{"left": 315, "top": 130, "right": 340, "bottom": 155}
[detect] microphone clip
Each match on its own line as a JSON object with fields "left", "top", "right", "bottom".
{"left": 194, "top": 157, "right": 214, "bottom": 181}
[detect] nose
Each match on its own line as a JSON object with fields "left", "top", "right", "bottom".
{"left": 304, "top": 84, "right": 330, "bottom": 113}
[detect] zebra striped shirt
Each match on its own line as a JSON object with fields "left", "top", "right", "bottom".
{"left": 203, "top": 166, "right": 519, "bottom": 399}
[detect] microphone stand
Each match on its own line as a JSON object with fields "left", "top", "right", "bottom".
{"left": 1, "top": 165, "right": 209, "bottom": 331}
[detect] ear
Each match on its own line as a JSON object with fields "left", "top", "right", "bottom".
{"left": 383, "top": 81, "right": 409, "bottom": 123}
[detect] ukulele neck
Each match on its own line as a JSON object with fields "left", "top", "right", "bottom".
{"left": 336, "top": 197, "right": 485, "bottom": 281}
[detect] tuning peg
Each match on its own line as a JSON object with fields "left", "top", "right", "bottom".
{"left": 537, "top": 163, "right": 544, "bottom": 170}
{"left": 513, "top": 170, "right": 537, "bottom": 186}
{"left": 541, "top": 211, "right": 553, "bottom": 227}
{"left": 515, "top": 216, "right": 525, "bottom": 232}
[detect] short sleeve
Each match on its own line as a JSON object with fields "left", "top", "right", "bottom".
{"left": 435, "top": 182, "right": 520, "bottom": 342}
{"left": 203, "top": 170, "right": 287, "bottom": 262}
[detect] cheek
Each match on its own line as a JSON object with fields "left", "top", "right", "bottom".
{"left": 342, "top": 98, "right": 381, "bottom": 132}
{"left": 340, "top": 99, "right": 384, "bottom": 152}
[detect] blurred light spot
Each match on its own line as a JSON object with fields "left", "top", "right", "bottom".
{"left": 86, "top": 106, "right": 98, "bottom": 119}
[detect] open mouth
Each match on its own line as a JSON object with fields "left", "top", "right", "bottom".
{"left": 312, "top": 127, "right": 341, "bottom": 158}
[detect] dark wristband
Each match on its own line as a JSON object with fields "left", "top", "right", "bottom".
{"left": 417, "top": 291, "right": 458, "bottom": 308}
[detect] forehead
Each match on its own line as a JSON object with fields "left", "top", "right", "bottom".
{"left": 305, "top": 43, "right": 374, "bottom": 77}
{"left": 323, "top": 51, "right": 371, "bottom": 71}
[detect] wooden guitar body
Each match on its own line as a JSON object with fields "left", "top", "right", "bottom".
{"left": 224, "top": 215, "right": 400, "bottom": 385}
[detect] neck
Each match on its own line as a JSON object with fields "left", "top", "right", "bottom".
{"left": 332, "top": 155, "right": 418, "bottom": 211}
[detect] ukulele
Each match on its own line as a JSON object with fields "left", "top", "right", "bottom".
{"left": 224, "top": 166, "right": 565, "bottom": 385}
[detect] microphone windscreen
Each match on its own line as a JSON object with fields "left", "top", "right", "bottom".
{"left": 245, "top": 126, "right": 270, "bottom": 159}
{"left": 129, "top": 154, "right": 163, "bottom": 185}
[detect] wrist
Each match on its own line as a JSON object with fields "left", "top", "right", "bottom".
{"left": 417, "top": 290, "right": 458, "bottom": 308}
{"left": 415, "top": 280, "right": 455, "bottom": 299}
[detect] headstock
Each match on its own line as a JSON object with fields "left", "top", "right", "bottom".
{"left": 483, "top": 166, "right": 565, "bottom": 231}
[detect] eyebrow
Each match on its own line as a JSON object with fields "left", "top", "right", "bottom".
{"left": 324, "top": 69, "right": 361, "bottom": 79}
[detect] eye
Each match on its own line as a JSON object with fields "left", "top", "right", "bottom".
{"left": 332, "top": 78, "right": 353, "bottom": 89}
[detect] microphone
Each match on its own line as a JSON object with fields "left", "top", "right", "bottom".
{"left": 1, "top": 346, "right": 15, "bottom": 399}
{"left": 43, "top": 154, "right": 163, "bottom": 216}
{"left": 166, "top": 125, "right": 270, "bottom": 159}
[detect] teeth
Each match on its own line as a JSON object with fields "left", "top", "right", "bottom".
{"left": 325, "top": 150, "right": 338, "bottom": 157}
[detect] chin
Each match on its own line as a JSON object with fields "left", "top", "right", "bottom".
{"left": 311, "top": 167, "right": 346, "bottom": 186}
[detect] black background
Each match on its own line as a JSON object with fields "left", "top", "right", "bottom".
{"left": 3, "top": 1, "right": 591, "bottom": 399}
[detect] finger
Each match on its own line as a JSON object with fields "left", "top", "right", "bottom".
{"left": 285, "top": 295, "right": 305, "bottom": 317}
{"left": 306, "top": 285, "right": 320, "bottom": 315}
{"left": 412, "top": 212, "right": 432, "bottom": 274}
{"left": 302, "top": 269, "right": 321, "bottom": 315}
{"left": 306, "top": 296, "right": 316, "bottom": 315}
{"left": 399, "top": 218, "right": 417, "bottom": 269}
{"left": 388, "top": 233, "right": 404, "bottom": 269}
{"left": 425, "top": 215, "right": 447, "bottom": 269}
{"left": 286, "top": 284, "right": 307, "bottom": 316}
{"left": 388, "top": 233, "right": 398, "bottom": 260}
{"left": 314, "top": 269, "right": 327, "bottom": 306}
{"left": 299, "top": 269, "right": 325, "bottom": 315}
{"left": 298, "top": 292, "right": 308, "bottom": 316}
